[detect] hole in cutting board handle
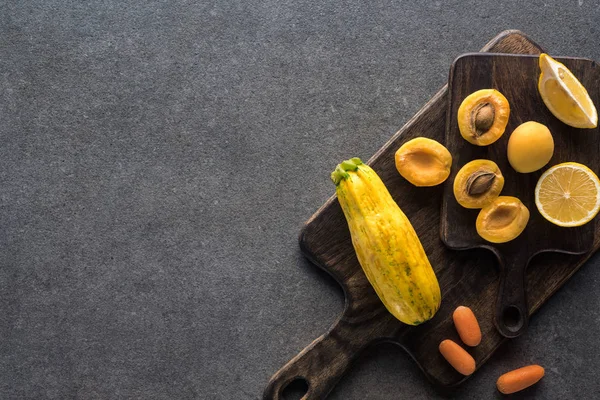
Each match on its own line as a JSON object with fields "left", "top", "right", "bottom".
{"left": 502, "top": 305, "right": 524, "bottom": 332}
{"left": 282, "top": 377, "right": 309, "bottom": 400}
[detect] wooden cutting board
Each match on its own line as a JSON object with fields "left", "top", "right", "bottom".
{"left": 264, "top": 31, "right": 600, "bottom": 399}
{"left": 441, "top": 54, "right": 600, "bottom": 338}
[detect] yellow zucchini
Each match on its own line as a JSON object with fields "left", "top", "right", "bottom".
{"left": 331, "top": 158, "right": 441, "bottom": 325}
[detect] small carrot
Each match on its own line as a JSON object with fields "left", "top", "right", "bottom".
{"left": 496, "top": 365, "right": 545, "bottom": 394}
{"left": 439, "top": 339, "right": 476, "bottom": 375}
{"left": 453, "top": 306, "right": 481, "bottom": 347}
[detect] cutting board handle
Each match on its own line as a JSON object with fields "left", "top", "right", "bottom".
{"left": 494, "top": 251, "right": 530, "bottom": 338}
{"left": 263, "top": 317, "right": 370, "bottom": 400}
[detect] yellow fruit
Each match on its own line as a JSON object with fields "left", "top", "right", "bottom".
{"left": 535, "top": 162, "right": 600, "bottom": 227}
{"left": 538, "top": 53, "right": 597, "bottom": 128}
{"left": 507, "top": 121, "right": 554, "bottom": 173}
{"left": 457, "top": 89, "right": 510, "bottom": 146}
{"left": 476, "top": 196, "right": 530, "bottom": 243}
{"left": 453, "top": 159, "right": 504, "bottom": 209}
{"left": 331, "top": 158, "right": 441, "bottom": 325}
{"left": 395, "top": 137, "right": 452, "bottom": 187}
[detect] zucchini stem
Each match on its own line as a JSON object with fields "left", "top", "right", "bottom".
{"left": 331, "top": 157, "right": 364, "bottom": 185}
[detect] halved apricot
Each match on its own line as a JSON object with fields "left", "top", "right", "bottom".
{"left": 476, "top": 196, "right": 529, "bottom": 243}
{"left": 453, "top": 160, "right": 504, "bottom": 209}
{"left": 458, "top": 89, "right": 510, "bottom": 146}
{"left": 395, "top": 137, "right": 452, "bottom": 187}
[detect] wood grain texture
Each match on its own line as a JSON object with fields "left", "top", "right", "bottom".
{"left": 441, "top": 54, "right": 600, "bottom": 338}
{"left": 263, "top": 31, "right": 596, "bottom": 400}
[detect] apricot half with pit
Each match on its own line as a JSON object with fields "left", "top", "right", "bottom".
{"left": 476, "top": 196, "right": 530, "bottom": 243}
{"left": 395, "top": 137, "right": 452, "bottom": 187}
{"left": 453, "top": 160, "right": 504, "bottom": 209}
{"left": 507, "top": 121, "right": 554, "bottom": 173}
{"left": 458, "top": 89, "right": 510, "bottom": 146}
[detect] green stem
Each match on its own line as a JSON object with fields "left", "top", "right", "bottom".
{"left": 331, "top": 157, "right": 364, "bottom": 185}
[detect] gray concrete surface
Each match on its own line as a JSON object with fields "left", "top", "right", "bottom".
{"left": 2, "top": 1, "right": 600, "bottom": 399}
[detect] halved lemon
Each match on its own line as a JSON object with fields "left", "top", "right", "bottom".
{"left": 538, "top": 53, "right": 597, "bottom": 129}
{"left": 535, "top": 162, "right": 600, "bottom": 227}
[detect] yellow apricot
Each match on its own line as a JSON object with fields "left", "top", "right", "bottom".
{"left": 458, "top": 89, "right": 510, "bottom": 146}
{"left": 453, "top": 160, "right": 504, "bottom": 209}
{"left": 476, "top": 196, "right": 529, "bottom": 243}
{"left": 507, "top": 121, "right": 554, "bottom": 173}
{"left": 395, "top": 137, "right": 452, "bottom": 187}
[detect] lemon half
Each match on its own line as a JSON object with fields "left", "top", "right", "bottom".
{"left": 535, "top": 162, "right": 600, "bottom": 227}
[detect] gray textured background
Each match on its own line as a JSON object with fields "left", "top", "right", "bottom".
{"left": 2, "top": 1, "right": 600, "bottom": 399}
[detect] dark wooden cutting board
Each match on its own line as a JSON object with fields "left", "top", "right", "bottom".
{"left": 441, "top": 54, "right": 600, "bottom": 338}
{"left": 264, "top": 31, "right": 600, "bottom": 399}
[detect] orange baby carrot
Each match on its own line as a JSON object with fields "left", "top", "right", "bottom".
{"left": 496, "top": 365, "right": 545, "bottom": 394}
{"left": 453, "top": 306, "right": 481, "bottom": 347}
{"left": 438, "top": 339, "right": 476, "bottom": 375}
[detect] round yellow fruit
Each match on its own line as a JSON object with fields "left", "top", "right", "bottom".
{"left": 507, "top": 121, "right": 554, "bottom": 173}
